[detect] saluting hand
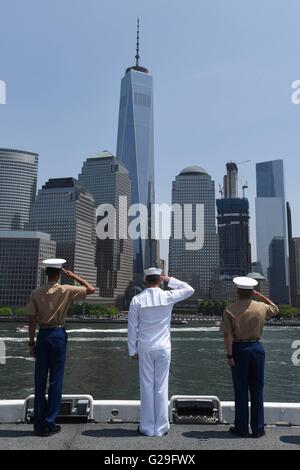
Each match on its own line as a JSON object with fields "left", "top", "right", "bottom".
{"left": 62, "top": 269, "right": 75, "bottom": 279}
{"left": 160, "top": 276, "right": 170, "bottom": 283}
{"left": 253, "top": 290, "right": 274, "bottom": 305}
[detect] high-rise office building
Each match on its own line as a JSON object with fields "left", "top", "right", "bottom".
{"left": 217, "top": 163, "right": 251, "bottom": 277}
{"left": 287, "top": 202, "right": 300, "bottom": 307}
{"left": 255, "top": 160, "right": 289, "bottom": 304}
{"left": 78, "top": 151, "right": 133, "bottom": 299}
{"left": 268, "top": 237, "right": 289, "bottom": 304}
{"left": 116, "top": 20, "right": 156, "bottom": 276}
{"left": 0, "top": 231, "right": 56, "bottom": 307}
{"left": 217, "top": 198, "right": 251, "bottom": 277}
{"left": 169, "top": 166, "right": 219, "bottom": 298}
{"left": 28, "top": 178, "right": 98, "bottom": 293}
{"left": 0, "top": 148, "right": 38, "bottom": 230}
{"left": 291, "top": 238, "right": 300, "bottom": 307}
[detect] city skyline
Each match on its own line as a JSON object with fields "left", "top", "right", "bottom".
{"left": 0, "top": 145, "right": 291, "bottom": 304}
{"left": 1, "top": 4, "right": 300, "bottom": 450}
{"left": 1, "top": 1, "right": 300, "bottom": 265}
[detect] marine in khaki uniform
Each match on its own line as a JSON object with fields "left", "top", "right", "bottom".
{"left": 220, "top": 277, "right": 279, "bottom": 438}
{"left": 27, "top": 259, "right": 96, "bottom": 437}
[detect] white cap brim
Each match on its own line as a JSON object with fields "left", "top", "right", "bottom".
{"left": 233, "top": 276, "right": 258, "bottom": 290}
{"left": 42, "top": 258, "right": 67, "bottom": 269}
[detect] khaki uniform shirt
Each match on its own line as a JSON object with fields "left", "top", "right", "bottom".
{"left": 26, "top": 282, "right": 86, "bottom": 327}
{"left": 220, "top": 299, "right": 279, "bottom": 340}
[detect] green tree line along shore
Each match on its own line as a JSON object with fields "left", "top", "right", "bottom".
{"left": 0, "top": 304, "right": 119, "bottom": 317}
{"left": 197, "top": 300, "right": 300, "bottom": 318}
{"left": 0, "top": 302, "right": 299, "bottom": 318}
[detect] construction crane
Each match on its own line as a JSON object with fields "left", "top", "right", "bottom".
{"left": 236, "top": 160, "right": 250, "bottom": 197}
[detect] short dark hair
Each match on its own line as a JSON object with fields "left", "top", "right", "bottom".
{"left": 46, "top": 267, "right": 61, "bottom": 277}
{"left": 237, "top": 288, "right": 253, "bottom": 299}
{"left": 145, "top": 274, "right": 161, "bottom": 285}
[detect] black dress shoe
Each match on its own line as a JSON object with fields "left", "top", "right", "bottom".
{"left": 252, "top": 430, "right": 265, "bottom": 438}
{"left": 229, "top": 426, "right": 250, "bottom": 438}
{"left": 37, "top": 425, "right": 62, "bottom": 437}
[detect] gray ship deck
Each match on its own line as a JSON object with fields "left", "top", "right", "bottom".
{"left": 0, "top": 423, "right": 299, "bottom": 450}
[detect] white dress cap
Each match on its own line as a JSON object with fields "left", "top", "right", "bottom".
{"left": 233, "top": 276, "right": 258, "bottom": 290}
{"left": 42, "top": 258, "right": 67, "bottom": 269}
{"left": 144, "top": 267, "right": 162, "bottom": 276}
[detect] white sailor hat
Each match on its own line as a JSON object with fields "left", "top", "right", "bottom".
{"left": 144, "top": 267, "right": 162, "bottom": 276}
{"left": 233, "top": 276, "right": 258, "bottom": 290}
{"left": 42, "top": 258, "right": 67, "bottom": 269}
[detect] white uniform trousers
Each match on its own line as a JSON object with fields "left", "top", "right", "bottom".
{"left": 138, "top": 348, "right": 171, "bottom": 437}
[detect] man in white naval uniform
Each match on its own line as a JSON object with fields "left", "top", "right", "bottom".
{"left": 127, "top": 268, "right": 194, "bottom": 437}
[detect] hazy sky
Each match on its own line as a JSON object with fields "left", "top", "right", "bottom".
{"left": 1, "top": 0, "right": 300, "bottom": 263}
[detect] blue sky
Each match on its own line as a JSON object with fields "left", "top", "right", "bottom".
{"left": 1, "top": 0, "right": 300, "bottom": 263}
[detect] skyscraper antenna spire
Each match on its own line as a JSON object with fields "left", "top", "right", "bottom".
{"left": 135, "top": 17, "right": 140, "bottom": 66}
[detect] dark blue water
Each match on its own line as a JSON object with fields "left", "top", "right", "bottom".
{"left": 0, "top": 322, "right": 299, "bottom": 402}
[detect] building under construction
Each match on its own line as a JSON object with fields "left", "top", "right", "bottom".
{"left": 217, "top": 162, "right": 251, "bottom": 277}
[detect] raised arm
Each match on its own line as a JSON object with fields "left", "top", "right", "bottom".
{"left": 63, "top": 269, "right": 96, "bottom": 295}
{"left": 128, "top": 299, "right": 139, "bottom": 359}
{"left": 161, "top": 276, "right": 195, "bottom": 304}
{"left": 253, "top": 290, "right": 279, "bottom": 318}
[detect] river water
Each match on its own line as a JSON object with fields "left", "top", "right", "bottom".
{"left": 0, "top": 322, "right": 299, "bottom": 402}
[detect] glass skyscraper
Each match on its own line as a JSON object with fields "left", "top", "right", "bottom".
{"left": 287, "top": 202, "right": 300, "bottom": 307}
{"left": 78, "top": 151, "right": 133, "bottom": 300}
{"left": 116, "top": 24, "right": 156, "bottom": 277}
{"left": 169, "top": 166, "right": 219, "bottom": 299}
{"left": 0, "top": 148, "right": 38, "bottom": 230}
{"left": 0, "top": 231, "right": 56, "bottom": 307}
{"left": 256, "top": 160, "right": 285, "bottom": 198}
{"left": 255, "top": 160, "right": 289, "bottom": 304}
{"left": 291, "top": 238, "right": 300, "bottom": 306}
{"left": 28, "top": 178, "right": 98, "bottom": 294}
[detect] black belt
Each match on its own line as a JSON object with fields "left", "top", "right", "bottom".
{"left": 39, "top": 325, "right": 64, "bottom": 329}
{"left": 234, "top": 339, "right": 261, "bottom": 343}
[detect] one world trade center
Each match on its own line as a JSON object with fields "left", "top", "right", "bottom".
{"left": 116, "top": 20, "right": 156, "bottom": 278}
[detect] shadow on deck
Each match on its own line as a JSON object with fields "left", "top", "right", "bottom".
{"left": 0, "top": 423, "right": 299, "bottom": 450}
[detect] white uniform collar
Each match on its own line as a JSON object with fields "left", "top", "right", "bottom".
{"left": 138, "top": 287, "right": 169, "bottom": 308}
